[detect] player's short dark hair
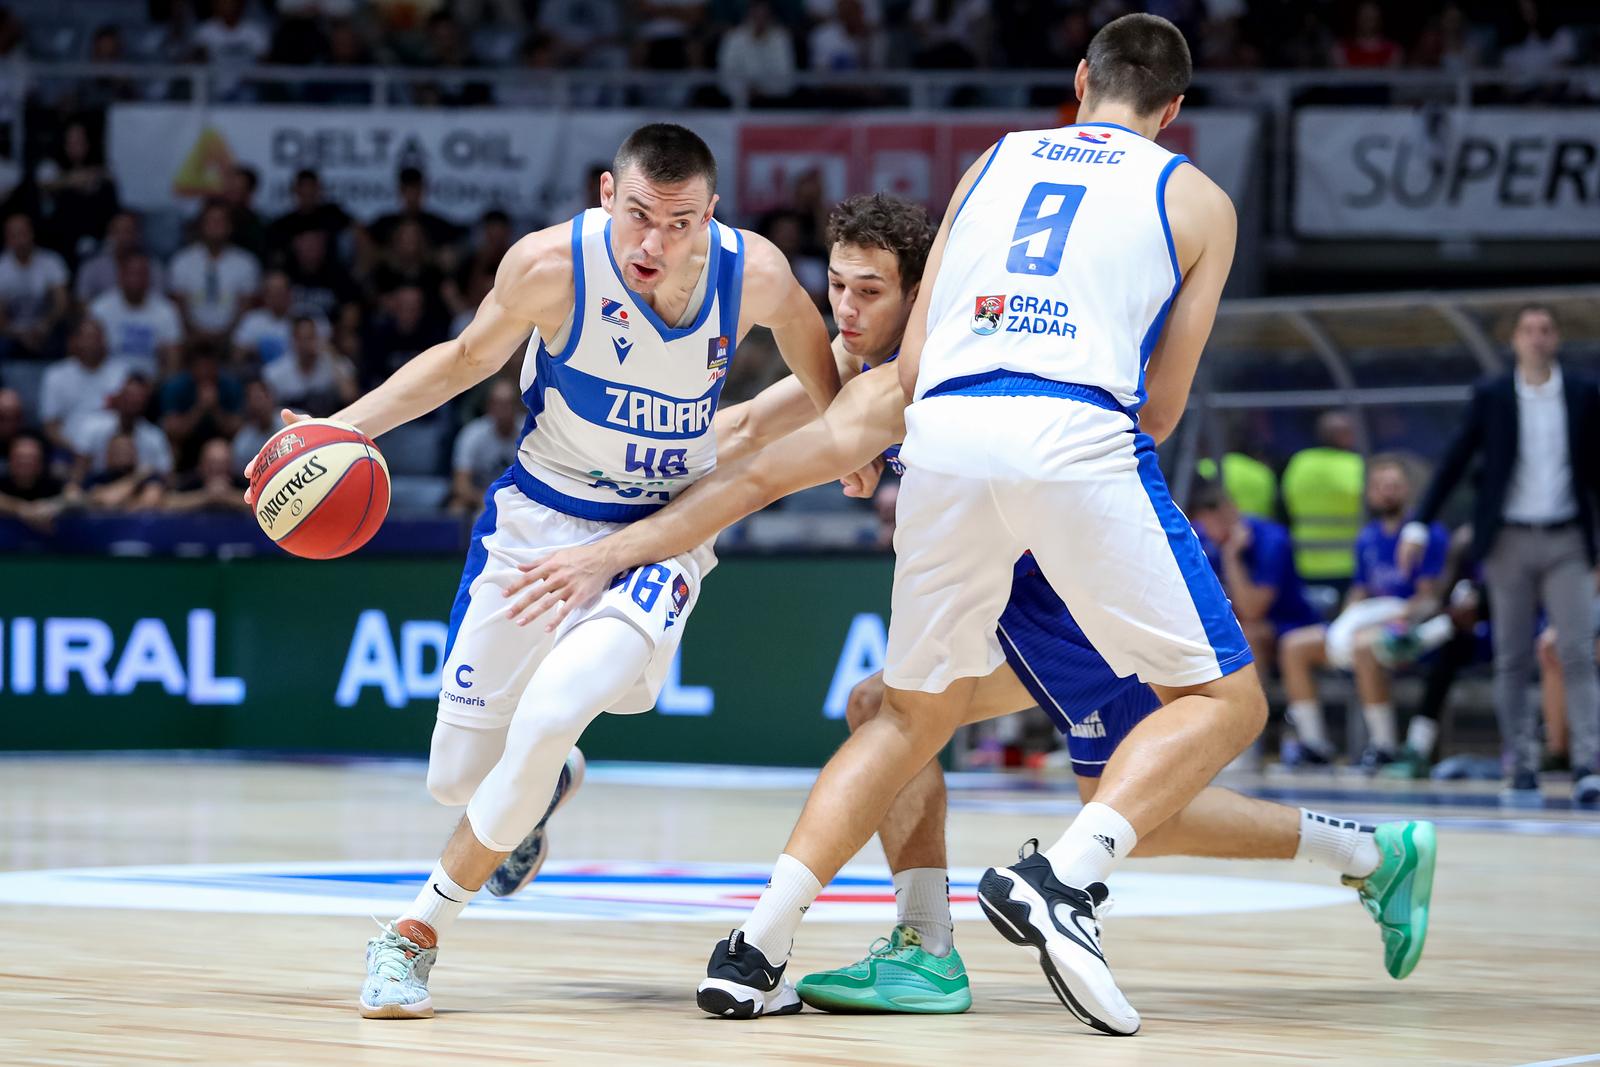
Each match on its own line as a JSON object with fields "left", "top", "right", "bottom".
{"left": 1512, "top": 302, "right": 1560, "bottom": 332}
{"left": 825, "top": 193, "right": 935, "bottom": 293}
{"left": 1186, "top": 478, "right": 1231, "bottom": 515}
{"left": 613, "top": 123, "right": 718, "bottom": 196}
{"left": 294, "top": 167, "right": 319, "bottom": 185}
{"left": 398, "top": 165, "right": 425, "bottom": 188}
{"left": 1084, "top": 13, "right": 1191, "bottom": 116}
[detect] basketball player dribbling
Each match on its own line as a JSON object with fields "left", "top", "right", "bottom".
{"left": 251, "top": 123, "right": 866, "bottom": 1018}
{"left": 506, "top": 192, "right": 1436, "bottom": 1017}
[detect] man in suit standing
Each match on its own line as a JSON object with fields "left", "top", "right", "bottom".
{"left": 1400, "top": 304, "right": 1600, "bottom": 804}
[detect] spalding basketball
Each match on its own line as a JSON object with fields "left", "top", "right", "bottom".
{"left": 250, "top": 419, "right": 390, "bottom": 559}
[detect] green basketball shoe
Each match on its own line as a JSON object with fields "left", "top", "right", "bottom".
{"left": 1343, "top": 820, "right": 1437, "bottom": 980}
{"left": 797, "top": 925, "right": 971, "bottom": 1014}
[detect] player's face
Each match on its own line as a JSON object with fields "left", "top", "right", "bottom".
{"left": 602, "top": 168, "right": 717, "bottom": 296}
{"left": 828, "top": 243, "right": 911, "bottom": 360}
{"left": 1366, "top": 464, "right": 1410, "bottom": 516}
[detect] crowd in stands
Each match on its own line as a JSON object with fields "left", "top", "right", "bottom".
{"left": 0, "top": 111, "right": 553, "bottom": 528}
{"left": 5, "top": 0, "right": 1597, "bottom": 99}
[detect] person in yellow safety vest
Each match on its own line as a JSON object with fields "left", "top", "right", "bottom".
{"left": 1281, "top": 411, "right": 1364, "bottom": 586}
{"left": 1197, "top": 451, "right": 1277, "bottom": 520}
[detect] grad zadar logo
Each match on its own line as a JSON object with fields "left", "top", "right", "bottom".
{"left": 0, "top": 861, "right": 1349, "bottom": 922}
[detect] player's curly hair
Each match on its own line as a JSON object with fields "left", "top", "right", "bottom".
{"left": 825, "top": 193, "right": 936, "bottom": 294}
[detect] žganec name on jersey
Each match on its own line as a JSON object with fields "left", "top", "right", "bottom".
{"left": 1029, "top": 135, "right": 1127, "bottom": 166}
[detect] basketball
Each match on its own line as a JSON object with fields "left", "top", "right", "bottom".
{"left": 250, "top": 419, "right": 390, "bottom": 560}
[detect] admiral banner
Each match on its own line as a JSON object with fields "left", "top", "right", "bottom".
{"left": 110, "top": 105, "right": 1255, "bottom": 227}
{"left": 0, "top": 556, "right": 890, "bottom": 766}
{"left": 1295, "top": 108, "right": 1600, "bottom": 238}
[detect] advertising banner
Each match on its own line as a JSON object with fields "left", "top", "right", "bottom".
{"left": 1296, "top": 107, "right": 1600, "bottom": 238}
{"left": 110, "top": 105, "right": 1255, "bottom": 227}
{"left": 0, "top": 556, "right": 892, "bottom": 767}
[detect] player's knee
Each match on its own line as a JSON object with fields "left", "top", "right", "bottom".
{"left": 844, "top": 676, "right": 885, "bottom": 732}
{"left": 426, "top": 763, "right": 481, "bottom": 807}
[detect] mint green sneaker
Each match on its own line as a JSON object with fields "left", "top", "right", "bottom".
{"left": 796, "top": 925, "right": 971, "bottom": 1014}
{"left": 1343, "top": 821, "right": 1436, "bottom": 980}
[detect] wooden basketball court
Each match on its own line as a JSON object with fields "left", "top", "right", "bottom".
{"left": 2, "top": 755, "right": 1596, "bottom": 1066}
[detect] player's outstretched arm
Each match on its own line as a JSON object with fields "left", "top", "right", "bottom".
{"left": 897, "top": 144, "right": 994, "bottom": 403}
{"left": 714, "top": 335, "right": 858, "bottom": 463}
{"left": 504, "top": 368, "right": 906, "bottom": 630}
{"left": 1137, "top": 164, "right": 1237, "bottom": 445}
{"left": 739, "top": 231, "right": 841, "bottom": 416}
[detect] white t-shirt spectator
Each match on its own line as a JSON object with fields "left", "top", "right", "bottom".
{"left": 193, "top": 18, "right": 270, "bottom": 64}
{"left": 809, "top": 20, "right": 887, "bottom": 70}
{"left": 718, "top": 22, "right": 797, "bottom": 97}
{"left": 233, "top": 307, "right": 327, "bottom": 366}
{"left": 452, "top": 414, "right": 520, "bottom": 489}
{"left": 89, "top": 289, "right": 184, "bottom": 378}
{"left": 1501, "top": 27, "right": 1576, "bottom": 76}
{"left": 168, "top": 244, "right": 262, "bottom": 334}
{"left": 263, "top": 350, "right": 354, "bottom": 410}
{"left": 0, "top": 248, "right": 68, "bottom": 330}
{"left": 40, "top": 357, "right": 130, "bottom": 435}
{"left": 69, "top": 410, "right": 175, "bottom": 475}
{"left": 232, "top": 420, "right": 277, "bottom": 475}
{"left": 75, "top": 251, "right": 166, "bottom": 306}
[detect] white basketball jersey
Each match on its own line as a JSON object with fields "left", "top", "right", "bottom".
{"left": 915, "top": 124, "right": 1189, "bottom": 412}
{"left": 513, "top": 208, "right": 744, "bottom": 523}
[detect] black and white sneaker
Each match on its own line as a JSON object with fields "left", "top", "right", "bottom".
{"left": 696, "top": 930, "right": 803, "bottom": 1019}
{"left": 977, "top": 840, "right": 1140, "bottom": 1035}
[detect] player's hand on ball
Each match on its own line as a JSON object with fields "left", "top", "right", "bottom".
{"left": 840, "top": 458, "right": 884, "bottom": 499}
{"left": 242, "top": 410, "right": 314, "bottom": 504}
{"left": 505, "top": 543, "right": 616, "bottom": 632}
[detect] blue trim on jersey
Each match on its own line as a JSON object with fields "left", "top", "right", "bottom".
{"left": 1133, "top": 155, "right": 1189, "bottom": 411}
{"left": 510, "top": 461, "right": 664, "bottom": 523}
{"left": 549, "top": 213, "right": 587, "bottom": 363}
{"left": 1132, "top": 430, "right": 1255, "bottom": 675}
{"left": 924, "top": 370, "right": 1129, "bottom": 417}
{"left": 445, "top": 468, "right": 516, "bottom": 660}
{"left": 602, "top": 217, "right": 722, "bottom": 343}
{"left": 717, "top": 225, "right": 744, "bottom": 343}
{"left": 952, "top": 135, "right": 1005, "bottom": 223}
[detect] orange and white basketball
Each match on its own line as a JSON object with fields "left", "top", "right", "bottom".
{"left": 250, "top": 419, "right": 390, "bottom": 560}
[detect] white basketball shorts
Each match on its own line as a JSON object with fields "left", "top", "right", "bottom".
{"left": 436, "top": 470, "right": 716, "bottom": 728}
{"left": 883, "top": 393, "right": 1253, "bottom": 694}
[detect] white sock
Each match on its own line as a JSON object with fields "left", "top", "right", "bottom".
{"left": 1043, "top": 801, "right": 1137, "bottom": 887}
{"left": 738, "top": 853, "right": 822, "bottom": 965}
{"left": 893, "top": 868, "right": 953, "bottom": 956}
{"left": 1406, "top": 715, "right": 1439, "bottom": 758}
{"left": 1287, "top": 700, "right": 1330, "bottom": 750}
{"left": 1414, "top": 614, "right": 1455, "bottom": 652}
{"left": 399, "top": 860, "right": 476, "bottom": 939}
{"left": 1296, "top": 808, "right": 1380, "bottom": 878}
{"left": 1362, "top": 703, "right": 1398, "bottom": 750}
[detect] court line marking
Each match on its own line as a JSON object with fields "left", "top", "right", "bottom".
{"left": 1510, "top": 1054, "right": 1600, "bottom": 1067}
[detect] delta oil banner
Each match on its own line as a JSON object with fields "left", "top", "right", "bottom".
{"left": 1295, "top": 107, "right": 1600, "bottom": 238}
{"left": 0, "top": 556, "right": 892, "bottom": 766}
{"left": 108, "top": 104, "right": 1255, "bottom": 226}
{"left": 108, "top": 105, "right": 740, "bottom": 224}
